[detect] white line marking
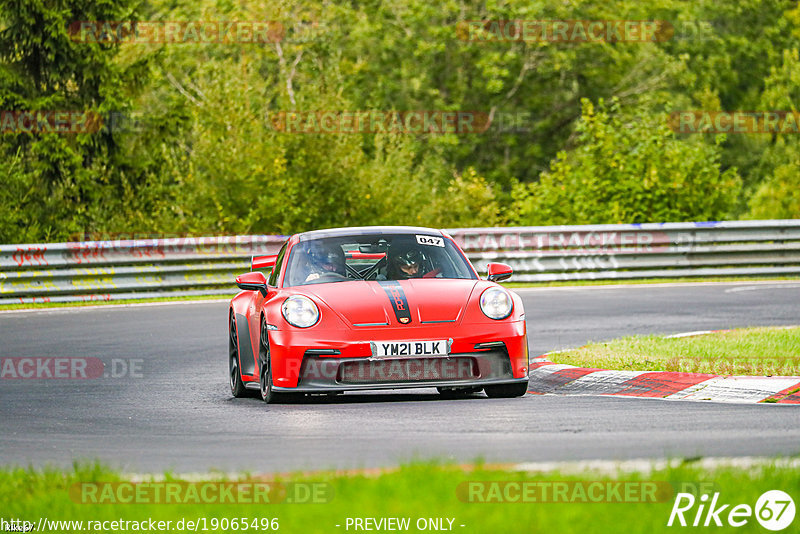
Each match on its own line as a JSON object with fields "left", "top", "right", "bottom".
{"left": 663, "top": 330, "right": 714, "bottom": 339}
{"left": 0, "top": 299, "right": 230, "bottom": 315}
{"left": 725, "top": 283, "right": 800, "bottom": 293}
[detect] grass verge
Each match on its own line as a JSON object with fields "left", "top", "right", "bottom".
{"left": 1, "top": 460, "right": 798, "bottom": 533}
{"left": 547, "top": 326, "right": 800, "bottom": 376}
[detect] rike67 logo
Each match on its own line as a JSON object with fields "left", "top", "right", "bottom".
{"left": 668, "top": 490, "right": 795, "bottom": 530}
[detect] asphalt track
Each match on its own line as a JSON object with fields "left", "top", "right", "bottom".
{"left": 1, "top": 281, "right": 799, "bottom": 472}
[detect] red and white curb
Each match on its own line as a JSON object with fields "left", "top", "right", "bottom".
{"left": 527, "top": 361, "right": 800, "bottom": 404}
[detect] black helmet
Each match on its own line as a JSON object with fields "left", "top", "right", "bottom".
{"left": 390, "top": 247, "right": 424, "bottom": 279}
{"left": 306, "top": 241, "right": 345, "bottom": 275}
{"left": 392, "top": 248, "right": 422, "bottom": 267}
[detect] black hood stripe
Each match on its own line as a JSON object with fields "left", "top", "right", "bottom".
{"left": 379, "top": 281, "right": 412, "bottom": 324}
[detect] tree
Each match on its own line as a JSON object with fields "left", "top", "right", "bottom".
{"left": 748, "top": 48, "right": 800, "bottom": 219}
{"left": 510, "top": 99, "right": 741, "bottom": 224}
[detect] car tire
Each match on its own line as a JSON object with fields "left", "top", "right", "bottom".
{"left": 229, "top": 312, "right": 248, "bottom": 398}
{"left": 484, "top": 382, "right": 528, "bottom": 398}
{"left": 258, "top": 316, "right": 275, "bottom": 404}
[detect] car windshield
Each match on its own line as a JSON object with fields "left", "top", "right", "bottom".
{"left": 284, "top": 233, "right": 476, "bottom": 286}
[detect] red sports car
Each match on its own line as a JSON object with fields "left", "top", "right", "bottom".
{"left": 228, "top": 226, "right": 529, "bottom": 402}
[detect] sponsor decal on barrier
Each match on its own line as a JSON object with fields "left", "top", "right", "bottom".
{"left": 11, "top": 246, "right": 48, "bottom": 267}
{"left": 43, "top": 235, "right": 288, "bottom": 265}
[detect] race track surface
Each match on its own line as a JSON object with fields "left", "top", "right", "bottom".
{"left": 1, "top": 281, "right": 799, "bottom": 472}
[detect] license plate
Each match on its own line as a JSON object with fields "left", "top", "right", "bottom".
{"left": 370, "top": 340, "right": 449, "bottom": 358}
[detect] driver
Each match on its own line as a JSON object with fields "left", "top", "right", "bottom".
{"left": 388, "top": 246, "right": 426, "bottom": 280}
{"left": 303, "top": 241, "right": 345, "bottom": 282}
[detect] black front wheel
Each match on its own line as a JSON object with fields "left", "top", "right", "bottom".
{"left": 484, "top": 382, "right": 528, "bottom": 398}
{"left": 229, "top": 313, "right": 248, "bottom": 398}
{"left": 259, "top": 316, "right": 275, "bottom": 403}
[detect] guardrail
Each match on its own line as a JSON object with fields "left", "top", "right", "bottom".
{"left": 2, "top": 220, "right": 799, "bottom": 304}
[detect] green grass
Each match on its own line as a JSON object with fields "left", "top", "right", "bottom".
{"left": 1, "top": 460, "right": 799, "bottom": 533}
{"left": 548, "top": 326, "right": 800, "bottom": 376}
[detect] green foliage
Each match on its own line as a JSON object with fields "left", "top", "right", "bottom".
{"left": 747, "top": 48, "right": 800, "bottom": 219}
{"left": 748, "top": 141, "right": 800, "bottom": 219}
{"left": 0, "top": 0, "right": 797, "bottom": 244}
{"left": 0, "top": 0, "right": 176, "bottom": 242}
{"left": 510, "top": 99, "right": 741, "bottom": 225}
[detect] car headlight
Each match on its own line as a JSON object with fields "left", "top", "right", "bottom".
{"left": 281, "top": 295, "right": 320, "bottom": 328}
{"left": 480, "top": 287, "right": 513, "bottom": 320}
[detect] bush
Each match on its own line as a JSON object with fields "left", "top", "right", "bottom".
{"left": 510, "top": 99, "right": 742, "bottom": 225}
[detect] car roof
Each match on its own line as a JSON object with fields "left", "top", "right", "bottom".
{"left": 296, "top": 226, "right": 445, "bottom": 241}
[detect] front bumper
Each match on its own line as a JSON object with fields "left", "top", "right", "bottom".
{"left": 269, "top": 348, "right": 527, "bottom": 392}
{"left": 262, "top": 320, "right": 529, "bottom": 389}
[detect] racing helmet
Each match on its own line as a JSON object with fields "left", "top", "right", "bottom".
{"left": 390, "top": 247, "right": 424, "bottom": 279}
{"left": 305, "top": 241, "right": 345, "bottom": 275}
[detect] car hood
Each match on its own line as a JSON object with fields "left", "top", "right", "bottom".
{"left": 300, "top": 279, "right": 480, "bottom": 326}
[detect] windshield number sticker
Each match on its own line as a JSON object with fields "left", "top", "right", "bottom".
{"left": 416, "top": 235, "right": 444, "bottom": 247}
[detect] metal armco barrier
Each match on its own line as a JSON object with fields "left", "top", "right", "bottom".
{"left": 0, "top": 236, "right": 286, "bottom": 305}
{"left": 447, "top": 219, "right": 800, "bottom": 282}
{"left": 1, "top": 220, "right": 799, "bottom": 304}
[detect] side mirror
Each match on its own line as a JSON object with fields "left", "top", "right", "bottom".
{"left": 486, "top": 262, "right": 513, "bottom": 282}
{"left": 236, "top": 271, "right": 269, "bottom": 297}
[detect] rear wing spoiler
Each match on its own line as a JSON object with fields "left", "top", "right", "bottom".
{"left": 251, "top": 255, "right": 277, "bottom": 271}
